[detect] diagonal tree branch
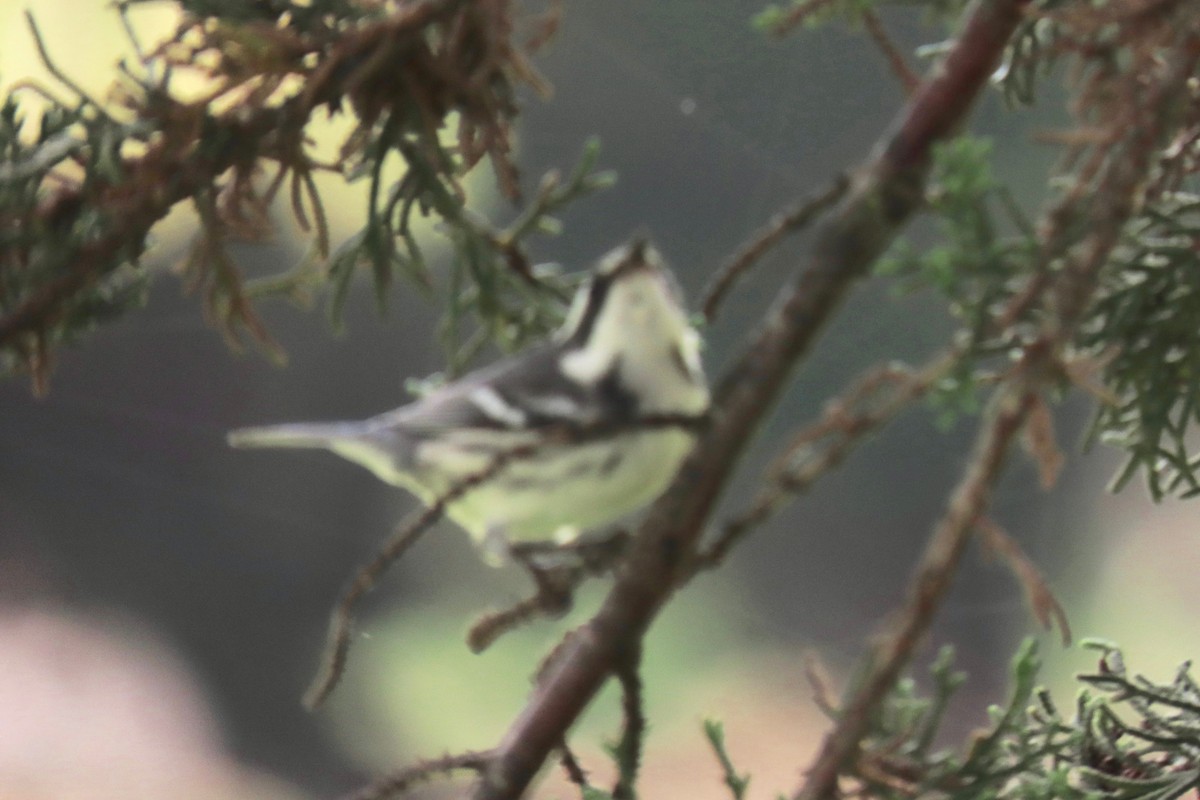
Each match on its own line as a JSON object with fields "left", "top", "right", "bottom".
{"left": 470, "top": 1, "right": 1033, "bottom": 796}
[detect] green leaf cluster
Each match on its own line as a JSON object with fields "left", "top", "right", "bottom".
{"left": 0, "top": 90, "right": 154, "bottom": 390}
{"left": 878, "top": 137, "right": 1032, "bottom": 330}
{"left": 327, "top": 136, "right": 614, "bottom": 373}
{"left": 876, "top": 136, "right": 1036, "bottom": 425}
{"left": 853, "top": 639, "right": 1200, "bottom": 799}
{"left": 706, "top": 640, "right": 1200, "bottom": 800}
{"left": 1085, "top": 193, "right": 1200, "bottom": 498}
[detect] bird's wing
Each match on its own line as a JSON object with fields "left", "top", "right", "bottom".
{"left": 371, "top": 344, "right": 636, "bottom": 436}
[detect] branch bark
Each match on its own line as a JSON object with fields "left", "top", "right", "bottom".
{"left": 471, "top": 1, "right": 1032, "bottom": 796}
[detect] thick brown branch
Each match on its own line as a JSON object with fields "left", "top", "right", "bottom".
{"left": 470, "top": 1, "right": 1031, "bottom": 797}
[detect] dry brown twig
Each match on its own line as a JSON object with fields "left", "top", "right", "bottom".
{"left": 343, "top": 750, "right": 493, "bottom": 800}
{"left": 468, "top": 532, "right": 629, "bottom": 653}
{"left": 556, "top": 741, "right": 589, "bottom": 789}
{"left": 862, "top": 9, "right": 922, "bottom": 94}
{"left": 803, "top": 652, "right": 840, "bottom": 718}
{"left": 975, "top": 516, "right": 1072, "bottom": 646}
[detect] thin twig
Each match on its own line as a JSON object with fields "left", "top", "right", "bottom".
{"left": 975, "top": 517, "right": 1071, "bottom": 646}
{"left": 468, "top": 532, "right": 629, "bottom": 653}
{"left": 1020, "top": 394, "right": 1065, "bottom": 489}
{"left": 303, "top": 502, "right": 448, "bottom": 709}
{"left": 704, "top": 720, "right": 751, "bottom": 800}
{"left": 610, "top": 643, "right": 645, "bottom": 800}
{"left": 24, "top": 11, "right": 111, "bottom": 116}
{"left": 803, "top": 652, "right": 840, "bottom": 718}
{"left": 341, "top": 750, "right": 492, "bottom": 800}
{"left": 558, "top": 742, "right": 590, "bottom": 790}
{"left": 701, "top": 176, "right": 849, "bottom": 322}
{"left": 467, "top": 563, "right": 576, "bottom": 654}
{"left": 763, "top": 0, "right": 842, "bottom": 37}
{"left": 862, "top": 10, "right": 921, "bottom": 94}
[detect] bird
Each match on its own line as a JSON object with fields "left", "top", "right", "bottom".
{"left": 227, "top": 239, "right": 709, "bottom": 559}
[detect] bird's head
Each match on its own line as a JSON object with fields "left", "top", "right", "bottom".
{"left": 556, "top": 239, "right": 706, "bottom": 404}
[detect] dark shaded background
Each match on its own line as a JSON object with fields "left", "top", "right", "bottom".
{"left": 1, "top": 3, "right": 1155, "bottom": 797}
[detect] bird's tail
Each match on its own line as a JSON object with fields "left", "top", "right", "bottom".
{"left": 228, "top": 420, "right": 411, "bottom": 487}
{"left": 227, "top": 421, "right": 367, "bottom": 451}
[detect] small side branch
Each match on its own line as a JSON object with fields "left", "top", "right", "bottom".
{"left": 305, "top": 484, "right": 478, "bottom": 709}
{"left": 610, "top": 643, "right": 645, "bottom": 800}
{"left": 692, "top": 351, "right": 957, "bottom": 574}
{"left": 468, "top": 532, "right": 629, "bottom": 653}
{"left": 704, "top": 720, "right": 751, "bottom": 800}
{"left": 342, "top": 750, "right": 492, "bottom": 800}
{"left": 975, "top": 517, "right": 1071, "bottom": 646}
{"left": 862, "top": 10, "right": 921, "bottom": 94}
{"left": 557, "top": 742, "right": 590, "bottom": 790}
{"left": 701, "top": 176, "right": 849, "bottom": 322}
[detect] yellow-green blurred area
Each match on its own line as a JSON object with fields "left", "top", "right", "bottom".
{"left": 4, "top": 2, "right": 1200, "bottom": 799}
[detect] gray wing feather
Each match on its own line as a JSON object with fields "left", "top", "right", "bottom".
{"left": 377, "top": 343, "right": 629, "bottom": 435}
{"left": 227, "top": 342, "right": 636, "bottom": 482}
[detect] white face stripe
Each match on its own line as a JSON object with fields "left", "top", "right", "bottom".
{"left": 520, "top": 393, "right": 587, "bottom": 421}
{"left": 559, "top": 344, "right": 613, "bottom": 385}
{"left": 679, "top": 327, "right": 705, "bottom": 383}
{"left": 469, "top": 386, "right": 528, "bottom": 427}
{"left": 555, "top": 276, "right": 593, "bottom": 345}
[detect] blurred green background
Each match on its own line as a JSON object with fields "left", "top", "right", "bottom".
{"left": 3, "top": 2, "right": 1198, "bottom": 798}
